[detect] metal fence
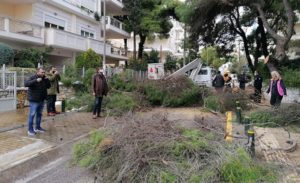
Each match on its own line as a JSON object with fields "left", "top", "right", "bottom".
{"left": 0, "top": 65, "right": 17, "bottom": 112}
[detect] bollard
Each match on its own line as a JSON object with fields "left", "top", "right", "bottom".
{"left": 235, "top": 100, "right": 242, "bottom": 123}
{"left": 244, "top": 116, "right": 250, "bottom": 135}
{"left": 247, "top": 129, "right": 255, "bottom": 157}
{"left": 61, "top": 98, "right": 66, "bottom": 113}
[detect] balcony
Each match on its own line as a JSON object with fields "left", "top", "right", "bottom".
{"left": 45, "top": 28, "right": 87, "bottom": 51}
{"left": 0, "top": 17, "right": 44, "bottom": 45}
{"left": 106, "top": 0, "right": 125, "bottom": 15}
{"left": 46, "top": 0, "right": 96, "bottom": 22}
{"left": 45, "top": 28, "right": 127, "bottom": 60}
{"left": 105, "top": 16, "right": 130, "bottom": 39}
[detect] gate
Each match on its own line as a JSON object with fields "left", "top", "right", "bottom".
{"left": 0, "top": 65, "right": 17, "bottom": 112}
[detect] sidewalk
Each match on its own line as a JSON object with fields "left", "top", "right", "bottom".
{"left": 0, "top": 109, "right": 107, "bottom": 183}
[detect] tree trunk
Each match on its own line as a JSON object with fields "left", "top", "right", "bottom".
{"left": 123, "top": 38, "right": 127, "bottom": 56}
{"left": 133, "top": 31, "right": 137, "bottom": 61}
{"left": 138, "top": 34, "right": 146, "bottom": 60}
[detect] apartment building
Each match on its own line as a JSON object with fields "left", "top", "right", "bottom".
{"left": 120, "top": 19, "right": 184, "bottom": 63}
{"left": 0, "top": 0, "right": 130, "bottom": 66}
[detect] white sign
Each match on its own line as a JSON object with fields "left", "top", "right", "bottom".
{"left": 148, "top": 63, "right": 164, "bottom": 80}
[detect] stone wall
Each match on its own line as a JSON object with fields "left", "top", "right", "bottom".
{"left": 57, "top": 84, "right": 75, "bottom": 100}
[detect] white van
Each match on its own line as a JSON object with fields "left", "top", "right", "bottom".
{"left": 189, "top": 66, "right": 216, "bottom": 87}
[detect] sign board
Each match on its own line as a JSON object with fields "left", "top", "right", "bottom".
{"left": 148, "top": 63, "right": 164, "bottom": 80}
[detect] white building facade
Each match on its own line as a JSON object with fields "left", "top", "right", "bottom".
{"left": 0, "top": 0, "right": 130, "bottom": 66}
{"left": 121, "top": 19, "right": 184, "bottom": 63}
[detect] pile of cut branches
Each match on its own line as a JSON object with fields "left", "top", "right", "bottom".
{"left": 73, "top": 113, "right": 278, "bottom": 183}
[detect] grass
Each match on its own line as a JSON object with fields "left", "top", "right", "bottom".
{"left": 221, "top": 148, "right": 278, "bottom": 183}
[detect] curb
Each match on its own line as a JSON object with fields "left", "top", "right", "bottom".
{"left": 0, "top": 126, "right": 96, "bottom": 183}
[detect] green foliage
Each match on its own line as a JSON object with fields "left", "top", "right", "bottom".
{"left": 16, "top": 47, "right": 52, "bottom": 68}
{"left": 146, "top": 49, "right": 160, "bottom": 63}
{"left": 249, "top": 104, "right": 300, "bottom": 127}
{"left": 140, "top": 77, "right": 206, "bottom": 107}
{"left": 83, "top": 68, "right": 96, "bottom": 91}
{"left": 142, "top": 84, "right": 166, "bottom": 105}
{"left": 72, "top": 131, "right": 105, "bottom": 168}
{"left": 164, "top": 54, "right": 177, "bottom": 71}
{"left": 0, "top": 43, "right": 14, "bottom": 65}
{"left": 104, "top": 91, "right": 138, "bottom": 116}
{"left": 200, "top": 46, "right": 224, "bottom": 68}
{"left": 61, "top": 65, "right": 78, "bottom": 88}
{"left": 128, "top": 57, "right": 148, "bottom": 71}
{"left": 163, "top": 86, "right": 202, "bottom": 107}
{"left": 75, "top": 49, "right": 102, "bottom": 69}
{"left": 66, "top": 93, "right": 94, "bottom": 112}
{"left": 109, "top": 71, "right": 136, "bottom": 92}
{"left": 204, "top": 95, "right": 222, "bottom": 112}
{"left": 281, "top": 68, "right": 300, "bottom": 87}
{"left": 204, "top": 92, "right": 250, "bottom": 113}
{"left": 221, "top": 148, "right": 278, "bottom": 183}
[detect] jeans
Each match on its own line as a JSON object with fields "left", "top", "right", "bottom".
{"left": 47, "top": 95, "right": 56, "bottom": 113}
{"left": 93, "top": 97, "right": 103, "bottom": 116}
{"left": 28, "top": 101, "right": 44, "bottom": 132}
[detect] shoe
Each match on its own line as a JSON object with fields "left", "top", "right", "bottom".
{"left": 55, "top": 111, "right": 61, "bottom": 114}
{"left": 35, "top": 127, "right": 46, "bottom": 133}
{"left": 47, "top": 112, "right": 56, "bottom": 116}
{"left": 92, "top": 115, "right": 97, "bottom": 119}
{"left": 28, "top": 131, "right": 36, "bottom": 136}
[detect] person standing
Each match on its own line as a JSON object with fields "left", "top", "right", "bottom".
{"left": 238, "top": 72, "right": 247, "bottom": 90}
{"left": 47, "top": 66, "right": 60, "bottom": 116}
{"left": 212, "top": 71, "right": 225, "bottom": 93}
{"left": 253, "top": 71, "right": 263, "bottom": 103}
{"left": 223, "top": 72, "right": 232, "bottom": 93}
{"left": 266, "top": 71, "right": 287, "bottom": 108}
{"left": 25, "top": 68, "right": 50, "bottom": 136}
{"left": 92, "top": 67, "right": 108, "bottom": 119}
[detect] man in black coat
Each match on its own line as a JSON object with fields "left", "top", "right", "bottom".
{"left": 212, "top": 71, "right": 225, "bottom": 93}
{"left": 25, "top": 68, "right": 50, "bottom": 136}
{"left": 253, "top": 71, "right": 263, "bottom": 103}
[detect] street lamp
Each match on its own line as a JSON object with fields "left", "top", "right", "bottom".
{"left": 98, "top": 0, "right": 106, "bottom": 73}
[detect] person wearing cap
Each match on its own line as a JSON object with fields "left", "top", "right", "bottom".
{"left": 91, "top": 67, "right": 108, "bottom": 119}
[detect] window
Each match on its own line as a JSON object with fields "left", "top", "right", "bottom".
{"left": 81, "top": 30, "right": 94, "bottom": 38}
{"left": 44, "top": 14, "right": 66, "bottom": 30}
{"left": 44, "top": 22, "right": 64, "bottom": 30}
{"left": 198, "top": 69, "right": 208, "bottom": 75}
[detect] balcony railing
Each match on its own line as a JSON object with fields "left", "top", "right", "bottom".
{"left": 105, "top": 16, "right": 125, "bottom": 31}
{"left": 111, "top": 46, "right": 126, "bottom": 56}
{"left": 0, "top": 17, "right": 43, "bottom": 38}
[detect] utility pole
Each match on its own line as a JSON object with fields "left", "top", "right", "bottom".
{"left": 102, "top": 0, "right": 106, "bottom": 73}
{"left": 183, "top": 24, "right": 186, "bottom": 66}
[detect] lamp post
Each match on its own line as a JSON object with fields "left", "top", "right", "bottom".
{"left": 98, "top": 0, "right": 106, "bottom": 72}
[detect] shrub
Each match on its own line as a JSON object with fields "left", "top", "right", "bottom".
{"left": 104, "top": 91, "right": 138, "bottom": 116}
{"left": 281, "top": 68, "right": 300, "bottom": 87}
{"left": 15, "top": 47, "right": 51, "bottom": 68}
{"left": 66, "top": 93, "right": 94, "bottom": 111}
{"left": 0, "top": 43, "right": 14, "bottom": 65}
{"left": 109, "top": 71, "right": 136, "bottom": 92}
{"left": 140, "top": 76, "right": 207, "bottom": 107}
{"left": 75, "top": 49, "right": 102, "bottom": 69}
{"left": 204, "top": 95, "right": 222, "bottom": 112}
{"left": 249, "top": 104, "right": 300, "bottom": 127}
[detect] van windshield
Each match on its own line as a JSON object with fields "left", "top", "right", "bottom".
{"left": 198, "top": 69, "right": 208, "bottom": 75}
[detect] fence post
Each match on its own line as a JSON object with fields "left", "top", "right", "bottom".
{"left": 63, "top": 65, "right": 66, "bottom": 75}
{"left": 21, "top": 68, "right": 25, "bottom": 87}
{"left": 13, "top": 71, "right": 17, "bottom": 109}
{"left": 2, "top": 64, "right": 5, "bottom": 89}
{"left": 82, "top": 67, "right": 85, "bottom": 78}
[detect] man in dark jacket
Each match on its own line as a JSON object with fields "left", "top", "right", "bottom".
{"left": 253, "top": 71, "right": 263, "bottom": 103}
{"left": 25, "top": 68, "right": 50, "bottom": 136}
{"left": 212, "top": 71, "right": 224, "bottom": 93}
{"left": 91, "top": 67, "right": 108, "bottom": 119}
